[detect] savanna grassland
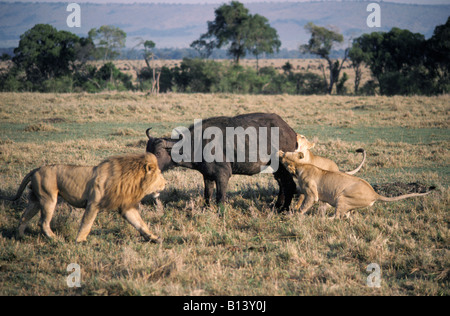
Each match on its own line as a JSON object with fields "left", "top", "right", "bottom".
{"left": 0, "top": 92, "right": 448, "bottom": 296}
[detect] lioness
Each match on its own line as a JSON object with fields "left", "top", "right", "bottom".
{"left": 279, "top": 151, "right": 434, "bottom": 218}
{"left": 0, "top": 153, "right": 166, "bottom": 243}
{"left": 295, "top": 134, "right": 366, "bottom": 175}
{"left": 294, "top": 134, "right": 366, "bottom": 213}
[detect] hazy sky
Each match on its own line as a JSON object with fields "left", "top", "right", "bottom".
{"left": 2, "top": 0, "right": 450, "bottom": 5}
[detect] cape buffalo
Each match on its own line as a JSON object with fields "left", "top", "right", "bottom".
{"left": 146, "top": 113, "right": 297, "bottom": 210}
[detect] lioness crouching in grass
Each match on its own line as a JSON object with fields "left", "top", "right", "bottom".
{"left": 294, "top": 134, "right": 366, "bottom": 213}
{"left": 0, "top": 153, "right": 166, "bottom": 243}
{"left": 278, "top": 150, "right": 435, "bottom": 218}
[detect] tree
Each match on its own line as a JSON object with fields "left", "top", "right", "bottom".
{"left": 88, "top": 25, "right": 126, "bottom": 84}
{"left": 191, "top": 1, "right": 279, "bottom": 65}
{"left": 88, "top": 25, "right": 126, "bottom": 61}
{"left": 142, "top": 40, "right": 162, "bottom": 94}
{"left": 1, "top": 53, "right": 11, "bottom": 61}
{"left": 300, "top": 22, "right": 348, "bottom": 94}
{"left": 281, "top": 61, "right": 293, "bottom": 74}
{"left": 13, "top": 24, "right": 80, "bottom": 84}
{"left": 192, "top": 1, "right": 250, "bottom": 64}
{"left": 190, "top": 39, "right": 215, "bottom": 59}
{"left": 348, "top": 42, "right": 365, "bottom": 94}
{"left": 354, "top": 28, "right": 426, "bottom": 95}
{"left": 246, "top": 14, "right": 281, "bottom": 71}
{"left": 426, "top": 17, "right": 450, "bottom": 94}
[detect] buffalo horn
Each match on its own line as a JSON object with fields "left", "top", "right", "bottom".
{"left": 146, "top": 128, "right": 153, "bottom": 140}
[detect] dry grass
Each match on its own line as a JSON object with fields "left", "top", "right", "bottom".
{"left": 0, "top": 92, "right": 448, "bottom": 128}
{"left": 0, "top": 92, "right": 448, "bottom": 296}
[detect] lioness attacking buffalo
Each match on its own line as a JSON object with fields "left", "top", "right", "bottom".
{"left": 295, "top": 134, "right": 366, "bottom": 175}
{"left": 146, "top": 112, "right": 298, "bottom": 211}
{"left": 0, "top": 153, "right": 166, "bottom": 243}
{"left": 293, "top": 133, "right": 366, "bottom": 213}
{"left": 278, "top": 150, "right": 435, "bottom": 218}
{"left": 0, "top": 112, "right": 435, "bottom": 243}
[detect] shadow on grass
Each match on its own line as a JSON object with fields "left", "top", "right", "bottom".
{"left": 143, "top": 182, "right": 281, "bottom": 213}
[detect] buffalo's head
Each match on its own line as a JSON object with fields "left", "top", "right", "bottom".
{"left": 145, "top": 128, "right": 178, "bottom": 172}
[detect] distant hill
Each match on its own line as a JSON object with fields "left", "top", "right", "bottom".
{"left": 0, "top": 1, "right": 449, "bottom": 50}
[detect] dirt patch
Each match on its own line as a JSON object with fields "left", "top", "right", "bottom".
{"left": 372, "top": 182, "right": 431, "bottom": 197}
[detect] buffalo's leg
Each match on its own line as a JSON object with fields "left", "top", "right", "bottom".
{"left": 203, "top": 176, "right": 215, "bottom": 206}
{"left": 274, "top": 176, "right": 285, "bottom": 208}
{"left": 274, "top": 165, "right": 296, "bottom": 211}
{"left": 215, "top": 175, "right": 230, "bottom": 205}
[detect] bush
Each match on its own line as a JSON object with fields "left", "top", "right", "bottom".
{"left": 95, "top": 62, "right": 133, "bottom": 91}
{"left": 0, "top": 61, "right": 134, "bottom": 93}
{"left": 215, "top": 65, "right": 266, "bottom": 94}
{"left": 0, "top": 72, "right": 23, "bottom": 92}
{"left": 172, "top": 58, "right": 224, "bottom": 93}
{"left": 41, "top": 76, "right": 74, "bottom": 93}
{"left": 336, "top": 72, "right": 349, "bottom": 95}
{"left": 169, "top": 59, "right": 326, "bottom": 95}
{"left": 72, "top": 62, "right": 133, "bottom": 92}
{"left": 359, "top": 80, "right": 378, "bottom": 96}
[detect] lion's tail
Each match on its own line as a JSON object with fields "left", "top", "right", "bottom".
{"left": 0, "top": 168, "right": 39, "bottom": 201}
{"left": 345, "top": 148, "right": 366, "bottom": 175}
{"left": 376, "top": 186, "right": 436, "bottom": 202}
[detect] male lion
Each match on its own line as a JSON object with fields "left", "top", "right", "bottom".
{"left": 279, "top": 150, "right": 434, "bottom": 218}
{"left": 0, "top": 153, "right": 166, "bottom": 243}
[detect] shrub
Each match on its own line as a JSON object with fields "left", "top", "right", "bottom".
{"left": 172, "top": 58, "right": 223, "bottom": 93}
{"left": 336, "top": 72, "right": 349, "bottom": 95}
{"left": 41, "top": 76, "right": 74, "bottom": 93}
{"left": 359, "top": 80, "right": 378, "bottom": 96}
{"left": 0, "top": 72, "right": 23, "bottom": 92}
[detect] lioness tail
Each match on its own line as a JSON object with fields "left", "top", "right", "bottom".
{"left": 377, "top": 186, "right": 435, "bottom": 202}
{"left": 345, "top": 148, "right": 366, "bottom": 175}
{"left": 0, "top": 168, "right": 39, "bottom": 201}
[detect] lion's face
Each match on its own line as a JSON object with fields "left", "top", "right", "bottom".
{"left": 295, "top": 134, "right": 315, "bottom": 153}
{"left": 278, "top": 150, "right": 304, "bottom": 175}
{"left": 145, "top": 170, "right": 166, "bottom": 196}
{"left": 142, "top": 154, "right": 166, "bottom": 196}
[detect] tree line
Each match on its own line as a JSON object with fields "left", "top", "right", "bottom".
{"left": 0, "top": 1, "right": 448, "bottom": 95}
